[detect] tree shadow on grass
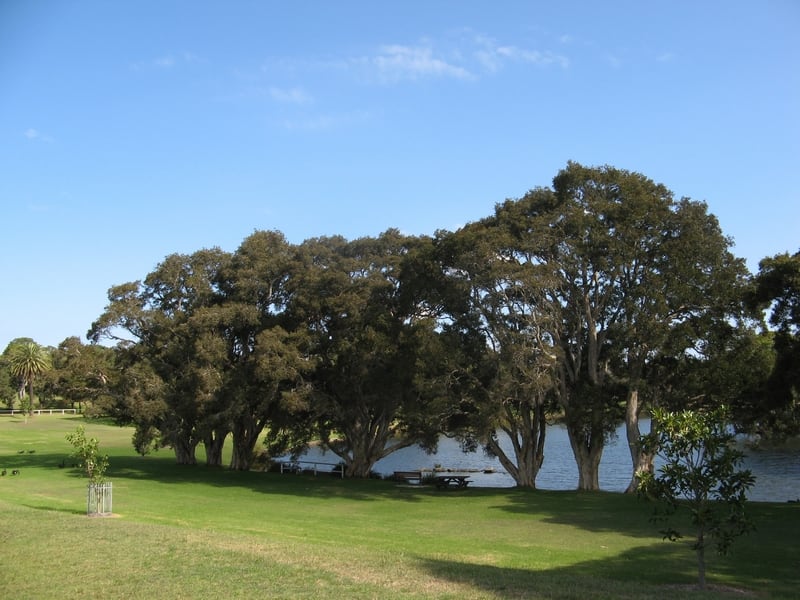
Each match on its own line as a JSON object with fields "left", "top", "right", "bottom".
{"left": 414, "top": 541, "right": 782, "bottom": 599}
{"left": 481, "top": 487, "right": 800, "bottom": 593}
{"left": 2, "top": 446, "right": 451, "bottom": 503}
{"left": 485, "top": 488, "right": 658, "bottom": 538}
{"left": 22, "top": 503, "right": 86, "bottom": 517}
{"left": 0, "top": 451, "right": 75, "bottom": 472}
{"left": 105, "top": 453, "right": 442, "bottom": 503}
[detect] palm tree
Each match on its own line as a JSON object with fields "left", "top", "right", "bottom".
{"left": 9, "top": 341, "right": 51, "bottom": 416}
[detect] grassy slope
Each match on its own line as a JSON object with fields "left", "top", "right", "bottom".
{"left": 1, "top": 415, "right": 797, "bottom": 599}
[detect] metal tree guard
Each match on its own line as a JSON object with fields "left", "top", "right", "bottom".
{"left": 87, "top": 482, "right": 113, "bottom": 516}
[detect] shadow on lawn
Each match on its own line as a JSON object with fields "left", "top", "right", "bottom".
{"left": 0, "top": 451, "right": 75, "bottom": 472}
{"left": 106, "top": 453, "right": 440, "bottom": 503}
{"left": 486, "top": 488, "right": 658, "bottom": 538}
{"left": 22, "top": 503, "right": 86, "bottom": 517}
{"left": 414, "top": 542, "right": 780, "bottom": 599}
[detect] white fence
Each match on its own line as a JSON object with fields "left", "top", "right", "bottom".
{"left": 0, "top": 409, "right": 78, "bottom": 416}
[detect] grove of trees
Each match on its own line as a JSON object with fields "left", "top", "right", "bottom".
{"left": 3, "top": 162, "right": 797, "bottom": 489}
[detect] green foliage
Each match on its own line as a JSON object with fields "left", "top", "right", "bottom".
{"left": 0, "top": 352, "right": 17, "bottom": 409}
{"left": 76, "top": 162, "right": 784, "bottom": 495}
{"left": 638, "top": 407, "right": 755, "bottom": 588}
{"left": 65, "top": 425, "right": 110, "bottom": 483}
{"left": 43, "top": 337, "right": 115, "bottom": 412}
{"left": 286, "top": 231, "right": 447, "bottom": 477}
{"left": 745, "top": 250, "right": 800, "bottom": 439}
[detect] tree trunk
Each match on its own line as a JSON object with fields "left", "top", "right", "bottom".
{"left": 565, "top": 420, "right": 604, "bottom": 490}
{"left": 230, "top": 417, "right": 265, "bottom": 471}
{"left": 486, "top": 404, "right": 546, "bottom": 488}
{"left": 28, "top": 378, "right": 35, "bottom": 416}
{"left": 230, "top": 434, "right": 255, "bottom": 471}
{"left": 624, "top": 389, "right": 654, "bottom": 493}
{"left": 230, "top": 441, "right": 254, "bottom": 471}
{"left": 339, "top": 432, "right": 387, "bottom": 478}
{"left": 346, "top": 455, "right": 378, "bottom": 478}
{"left": 173, "top": 438, "right": 198, "bottom": 465}
{"left": 204, "top": 428, "right": 227, "bottom": 467}
{"left": 696, "top": 528, "right": 707, "bottom": 589}
{"left": 575, "top": 449, "right": 602, "bottom": 490}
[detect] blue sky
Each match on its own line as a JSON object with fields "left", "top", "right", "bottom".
{"left": 2, "top": 1, "right": 798, "bottom": 349}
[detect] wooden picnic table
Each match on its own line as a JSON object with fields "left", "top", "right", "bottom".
{"left": 434, "top": 474, "right": 471, "bottom": 489}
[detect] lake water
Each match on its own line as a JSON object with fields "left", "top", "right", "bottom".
{"left": 285, "top": 420, "right": 800, "bottom": 503}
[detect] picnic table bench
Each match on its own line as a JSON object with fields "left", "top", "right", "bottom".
{"left": 393, "top": 470, "right": 423, "bottom": 484}
{"left": 434, "top": 474, "right": 471, "bottom": 489}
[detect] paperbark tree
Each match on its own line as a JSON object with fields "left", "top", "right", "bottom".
{"left": 214, "top": 230, "right": 310, "bottom": 471}
{"left": 285, "top": 231, "right": 443, "bottom": 478}
{"left": 478, "top": 163, "right": 747, "bottom": 491}
{"left": 89, "top": 248, "right": 233, "bottom": 465}
{"left": 436, "top": 218, "right": 561, "bottom": 488}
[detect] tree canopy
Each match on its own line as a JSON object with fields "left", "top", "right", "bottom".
{"left": 10, "top": 162, "right": 792, "bottom": 486}
{"left": 743, "top": 250, "right": 800, "bottom": 439}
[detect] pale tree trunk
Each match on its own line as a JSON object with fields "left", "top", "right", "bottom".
{"left": 230, "top": 442, "right": 253, "bottom": 471}
{"left": 203, "top": 427, "right": 227, "bottom": 467}
{"left": 230, "top": 418, "right": 265, "bottom": 471}
{"left": 346, "top": 454, "right": 378, "bottom": 478}
{"left": 230, "top": 422, "right": 261, "bottom": 470}
{"left": 173, "top": 438, "right": 198, "bottom": 465}
{"left": 565, "top": 420, "right": 604, "bottom": 490}
{"left": 485, "top": 404, "right": 546, "bottom": 488}
{"left": 328, "top": 411, "right": 393, "bottom": 478}
{"left": 339, "top": 433, "right": 387, "bottom": 478}
{"left": 329, "top": 414, "right": 415, "bottom": 478}
{"left": 624, "top": 388, "right": 654, "bottom": 493}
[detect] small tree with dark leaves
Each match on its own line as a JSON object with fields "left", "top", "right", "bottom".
{"left": 637, "top": 407, "right": 755, "bottom": 589}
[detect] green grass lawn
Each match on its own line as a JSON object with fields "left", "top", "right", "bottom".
{"left": 1, "top": 415, "right": 797, "bottom": 599}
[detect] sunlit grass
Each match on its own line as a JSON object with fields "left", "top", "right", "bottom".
{"left": 1, "top": 414, "right": 797, "bottom": 598}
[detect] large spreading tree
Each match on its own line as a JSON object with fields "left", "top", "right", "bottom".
{"left": 459, "top": 163, "right": 749, "bottom": 490}
{"left": 284, "top": 230, "right": 446, "bottom": 477}
{"left": 72, "top": 161, "right": 780, "bottom": 484}
{"left": 435, "top": 211, "right": 561, "bottom": 488}
{"left": 89, "top": 248, "right": 234, "bottom": 465}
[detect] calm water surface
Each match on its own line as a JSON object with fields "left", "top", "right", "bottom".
{"left": 286, "top": 420, "right": 800, "bottom": 502}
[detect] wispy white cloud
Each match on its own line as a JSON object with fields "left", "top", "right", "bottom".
{"left": 154, "top": 55, "right": 176, "bottom": 68}
{"left": 473, "top": 34, "right": 569, "bottom": 71}
{"left": 24, "top": 128, "right": 54, "bottom": 143}
{"left": 132, "top": 52, "right": 201, "bottom": 71}
{"left": 279, "top": 110, "right": 372, "bottom": 132}
{"left": 257, "top": 33, "right": 567, "bottom": 87}
{"left": 269, "top": 86, "right": 313, "bottom": 104}
{"left": 365, "top": 45, "right": 474, "bottom": 82}
{"left": 497, "top": 46, "right": 570, "bottom": 68}
{"left": 656, "top": 52, "right": 676, "bottom": 63}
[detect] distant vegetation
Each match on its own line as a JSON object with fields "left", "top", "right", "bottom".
{"left": 2, "top": 162, "right": 798, "bottom": 492}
